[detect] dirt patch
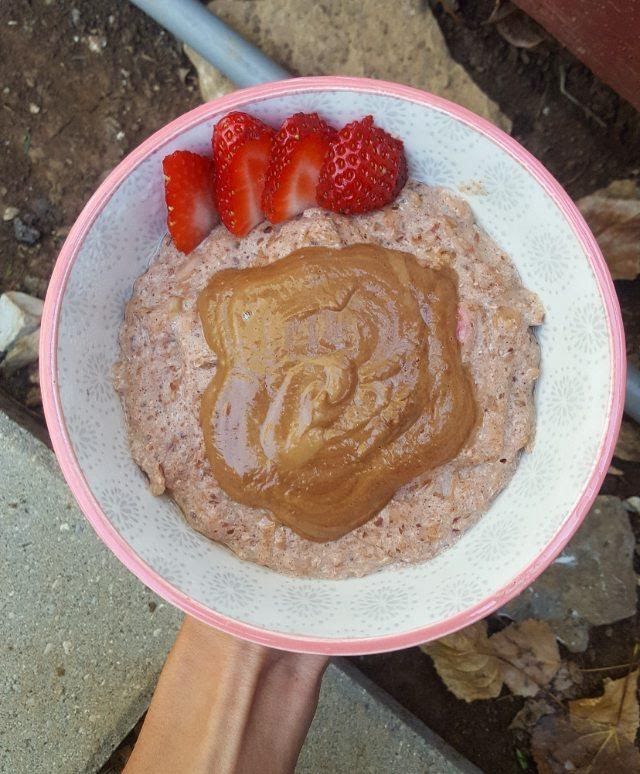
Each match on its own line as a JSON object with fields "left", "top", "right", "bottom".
{"left": 0, "top": 0, "right": 200, "bottom": 411}
{"left": 0, "top": 1, "right": 199, "bottom": 293}
{"left": 429, "top": 0, "right": 640, "bottom": 199}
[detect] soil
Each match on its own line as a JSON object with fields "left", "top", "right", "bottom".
{"left": 1, "top": 1, "right": 639, "bottom": 773}
{"left": 355, "top": 612, "right": 640, "bottom": 774}
{"left": 0, "top": 0, "right": 200, "bottom": 417}
{"left": 429, "top": 0, "right": 640, "bottom": 200}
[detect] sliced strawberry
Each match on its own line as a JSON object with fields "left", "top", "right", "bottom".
{"left": 212, "top": 111, "right": 272, "bottom": 168}
{"left": 162, "top": 150, "right": 217, "bottom": 254}
{"left": 212, "top": 112, "right": 274, "bottom": 236}
{"left": 317, "top": 115, "right": 407, "bottom": 215}
{"left": 262, "top": 113, "right": 336, "bottom": 223}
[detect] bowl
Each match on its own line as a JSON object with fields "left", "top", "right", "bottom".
{"left": 40, "top": 77, "right": 625, "bottom": 655}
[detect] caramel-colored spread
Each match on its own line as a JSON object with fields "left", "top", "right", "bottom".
{"left": 197, "top": 244, "right": 476, "bottom": 542}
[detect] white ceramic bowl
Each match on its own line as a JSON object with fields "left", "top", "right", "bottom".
{"left": 41, "top": 77, "right": 625, "bottom": 654}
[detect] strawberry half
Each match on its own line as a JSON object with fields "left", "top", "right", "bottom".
{"left": 212, "top": 111, "right": 274, "bottom": 236}
{"left": 262, "top": 113, "right": 336, "bottom": 223}
{"left": 317, "top": 115, "right": 407, "bottom": 215}
{"left": 162, "top": 150, "right": 217, "bottom": 254}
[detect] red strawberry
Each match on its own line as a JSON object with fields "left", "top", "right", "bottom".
{"left": 317, "top": 115, "right": 407, "bottom": 214}
{"left": 262, "top": 113, "right": 336, "bottom": 223}
{"left": 162, "top": 150, "right": 217, "bottom": 254}
{"left": 212, "top": 111, "right": 274, "bottom": 236}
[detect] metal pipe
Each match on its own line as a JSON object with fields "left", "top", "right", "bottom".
{"left": 626, "top": 364, "right": 640, "bottom": 424}
{"left": 130, "top": 0, "right": 289, "bottom": 88}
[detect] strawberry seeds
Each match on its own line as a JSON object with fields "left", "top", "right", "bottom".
{"left": 162, "top": 112, "right": 407, "bottom": 252}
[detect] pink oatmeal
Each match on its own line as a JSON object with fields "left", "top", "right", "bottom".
{"left": 114, "top": 181, "right": 543, "bottom": 578}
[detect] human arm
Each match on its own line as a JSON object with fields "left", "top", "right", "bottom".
{"left": 124, "top": 616, "right": 328, "bottom": 774}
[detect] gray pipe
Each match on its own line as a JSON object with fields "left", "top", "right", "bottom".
{"left": 626, "top": 364, "right": 640, "bottom": 424}
{"left": 130, "top": 0, "right": 289, "bottom": 88}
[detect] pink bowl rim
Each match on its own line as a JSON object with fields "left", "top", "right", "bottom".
{"left": 40, "top": 76, "right": 625, "bottom": 655}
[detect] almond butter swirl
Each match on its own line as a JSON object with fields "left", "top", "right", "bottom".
{"left": 197, "top": 243, "right": 476, "bottom": 541}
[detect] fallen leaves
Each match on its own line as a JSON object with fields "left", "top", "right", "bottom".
{"left": 569, "top": 670, "right": 639, "bottom": 744}
{"left": 420, "top": 621, "right": 503, "bottom": 701}
{"left": 532, "top": 715, "right": 640, "bottom": 774}
{"left": 510, "top": 697, "right": 556, "bottom": 731}
{"left": 420, "top": 619, "right": 560, "bottom": 702}
{"left": 577, "top": 180, "right": 640, "bottom": 280}
{"left": 423, "top": 619, "right": 640, "bottom": 771}
{"left": 532, "top": 671, "right": 640, "bottom": 773}
{"left": 492, "top": 619, "right": 561, "bottom": 697}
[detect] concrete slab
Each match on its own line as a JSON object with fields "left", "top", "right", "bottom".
{"left": 1, "top": 407, "right": 476, "bottom": 773}
{"left": 301, "top": 660, "right": 480, "bottom": 774}
{"left": 0, "top": 410, "right": 182, "bottom": 774}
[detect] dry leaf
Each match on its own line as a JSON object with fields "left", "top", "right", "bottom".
{"left": 614, "top": 419, "right": 640, "bottom": 462}
{"left": 496, "top": 12, "right": 546, "bottom": 49}
{"left": 492, "top": 620, "right": 561, "bottom": 697}
{"left": 532, "top": 714, "right": 640, "bottom": 774}
{"left": 420, "top": 621, "right": 503, "bottom": 701}
{"left": 421, "top": 619, "right": 561, "bottom": 701}
{"left": 569, "top": 670, "right": 639, "bottom": 743}
{"left": 552, "top": 660, "right": 584, "bottom": 699}
{"left": 577, "top": 180, "right": 640, "bottom": 280}
{"left": 510, "top": 697, "right": 556, "bottom": 731}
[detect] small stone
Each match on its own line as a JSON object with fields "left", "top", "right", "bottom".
{"left": 59, "top": 523, "right": 70, "bottom": 532}
{"left": 71, "top": 7, "right": 80, "bottom": 25}
{"left": 623, "top": 496, "right": 640, "bottom": 514}
{"left": 13, "top": 217, "right": 40, "bottom": 245}
{"left": 86, "top": 34, "right": 107, "bottom": 53}
{"left": 500, "top": 496, "right": 637, "bottom": 652}
{"left": 2, "top": 206, "right": 19, "bottom": 221}
{"left": 0, "top": 291, "right": 43, "bottom": 352}
{"left": 29, "top": 103, "right": 40, "bottom": 115}
{"left": 62, "top": 641, "right": 72, "bottom": 655}
{"left": 1, "top": 328, "right": 40, "bottom": 375}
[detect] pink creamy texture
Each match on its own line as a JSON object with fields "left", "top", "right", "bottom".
{"left": 114, "top": 181, "right": 543, "bottom": 578}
